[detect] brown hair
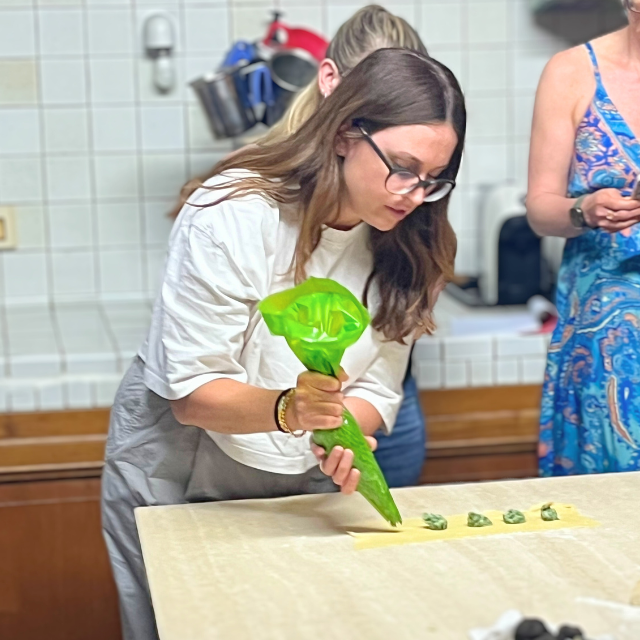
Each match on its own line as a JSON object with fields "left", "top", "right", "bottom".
{"left": 179, "top": 49, "right": 465, "bottom": 341}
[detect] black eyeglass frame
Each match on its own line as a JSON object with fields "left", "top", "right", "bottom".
{"left": 357, "top": 126, "right": 456, "bottom": 203}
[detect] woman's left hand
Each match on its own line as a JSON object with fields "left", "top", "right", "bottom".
{"left": 311, "top": 436, "right": 377, "bottom": 494}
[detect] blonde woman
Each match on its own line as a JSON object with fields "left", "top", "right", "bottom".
{"left": 177, "top": 5, "right": 432, "bottom": 487}
{"left": 102, "top": 47, "right": 465, "bottom": 640}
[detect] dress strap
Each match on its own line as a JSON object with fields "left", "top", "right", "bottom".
{"left": 584, "top": 42, "right": 603, "bottom": 85}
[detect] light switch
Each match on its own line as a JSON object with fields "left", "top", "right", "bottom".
{"left": 0, "top": 207, "right": 17, "bottom": 249}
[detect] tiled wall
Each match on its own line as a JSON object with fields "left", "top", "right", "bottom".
{"left": 0, "top": 0, "right": 566, "bottom": 306}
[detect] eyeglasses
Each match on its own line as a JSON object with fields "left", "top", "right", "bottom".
{"left": 358, "top": 126, "right": 455, "bottom": 203}
{"left": 625, "top": 0, "right": 640, "bottom": 13}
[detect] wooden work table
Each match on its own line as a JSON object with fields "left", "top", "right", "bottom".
{"left": 136, "top": 472, "right": 640, "bottom": 640}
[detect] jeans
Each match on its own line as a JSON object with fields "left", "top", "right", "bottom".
{"left": 373, "top": 373, "right": 426, "bottom": 488}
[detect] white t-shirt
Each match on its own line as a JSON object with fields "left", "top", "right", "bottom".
{"left": 139, "top": 172, "right": 411, "bottom": 474}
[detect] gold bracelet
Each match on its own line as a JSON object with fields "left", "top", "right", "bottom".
{"left": 276, "top": 389, "right": 305, "bottom": 438}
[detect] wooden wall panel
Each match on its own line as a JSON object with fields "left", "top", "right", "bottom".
{"left": 0, "top": 479, "right": 122, "bottom": 640}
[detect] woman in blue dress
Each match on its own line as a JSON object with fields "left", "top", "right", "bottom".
{"left": 527, "top": 0, "right": 640, "bottom": 475}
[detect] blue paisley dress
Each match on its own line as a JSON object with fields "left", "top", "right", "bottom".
{"left": 539, "top": 42, "right": 640, "bottom": 476}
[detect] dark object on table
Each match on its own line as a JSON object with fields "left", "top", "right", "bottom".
{"left": 515, "top": 618, "right": 550, "bottom": 640}
{"left": 556, "top": 625, "right": 585, "bottom": 639}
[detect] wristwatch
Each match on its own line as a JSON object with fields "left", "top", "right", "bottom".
{"left": 569, "top": 194, "right": 589, "bottom": 229}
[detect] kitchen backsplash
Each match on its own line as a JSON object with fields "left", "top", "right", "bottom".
{"left": 0, "top": 0, "right": 572, "bottom": 305}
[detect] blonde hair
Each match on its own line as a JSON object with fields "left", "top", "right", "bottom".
{"left": 259, "top": 5, "right": 428, "bottom": 145}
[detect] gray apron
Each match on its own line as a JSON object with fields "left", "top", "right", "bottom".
{"left": 101, "top": 357, "right": 336, "bottom": 640}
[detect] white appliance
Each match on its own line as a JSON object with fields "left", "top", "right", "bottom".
{"left": 478, "top": 184, "right": 564, "bottom": 306}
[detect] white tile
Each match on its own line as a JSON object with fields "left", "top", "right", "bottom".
{"left": 39, "top": 9, "right": 84, "bottom": 55}
{"left": 3, "top": 252, "right": 48, "bottom": 300}
{"left": 467, "top": 49, "right": 508, "bottom": 93}
{"left": 413, "top": 336, "right": 441, "bottom": 362}
{"left": 87, "top": 9, "right": 134, "bottom": 55}
{"left": 455, "top": 233, "right": 478, "bottom": 276}
{"left": 141, "top": 153, "right": 187, "bottom": 198}
{"left": 94, "top": 155, "right": 140, "bottom": 199}
{"left": 66, "top": 380, "right": 93, "bottom": 409}
{"left": 140, "top": 105, "right": 185, "bottom": 151}
{"left": 43, "top": 108, "right": 89, "bottom": 152}
{"left": 112, "top": 325, "right": 146, "bottom": 354}
{"left": 15, "top": 205, "right": 46, "bottom": 249}
{"left": 46, "top": 157, "right": 92, "bottom": 201}
{"left": 230, "top": 6, "right": 274, "bottom": 42}
{"left": 66, "top": 353, "right": 117, "bottom": 375}
{"left": 443, "top": 336, "right": 492, "bottom": 360}
{"left": 96, "top": 378, "right": 120, "bottom": 406}
{"left": 522, "top": 355, "right": 546, "bottom": 384}
{"left": 420, "top": 2, "right": 462, "bottom": 47}
{"left": 188, "top": 152, "right": 227, "bottom": 179}
{"left": 102, "top": 300, "right": 151, "bottom": 328}
{"left": 514, "top": 93, "right": 535, "bottom": 138}
{"left": 8, "top": 385, "right": 36, "bottom": 412}
{"left": 145, "top": 247, "right": 166, "bottom": 296}
{"left": 51, "top": 251, "right": 97, "bottom": 297}
{"left": 144, "top": 200, "right": 175, "bottom": 245}
{"left": 37, "top": 0, "right": 82, "bottom": 6}
{"left": 274, "top": 5, "right": 323, "bottom": 38}
{"left": 89, "top": 59, "right": 136, "bottom": 104}
{"left": 185, "top": 7, "right": 229, "bottom": 54}
{"left": 413, "top": 360, "right": 442, "bottom": 390}
{"left": 512, "top": 0, "right": 561, "bottom": 51}
{"left": 468, "top": 0, "right": 508, "bottom": 45}
{"left": 514, "top": 141, "right": 530, "bottom": 185}
{"left": 466, "top": 142, "right": 509, "bottom": 185}
{"left": 97, "top": 201, "right": 141, "bottom": 246}
{"left": 0, "top": 387, "right": 7, "bottom": 412}
{"left": 11, "top": 355, "right": 60, "bottom": 378}
{"left": 496, "top": 334, "right": 547, "bottom": 357}
{"left": 92, "top": 107, "right": 138, "bottom": 152}
{"left": 496, "top": 358, "right": 520, "bottom": 385}
{"left": 0, "top": 157, "right": 42, "bottom": 202}
{"left": 5, "top": 305, "right": 52, "bottom": 334}
{"left": 466, "top": 96, "right": 508, "bottom": 139}
{"left": 444, "top": 360, "right": 468, "bottom": 389}
{"left": 38, "top": 382, "right": 65, "bottom": 410}
{"left": 187, "top": 103, "right": 219, "bottom": 150}
{"left": 40, "top": 59, "right": 87, "bottom": 105}
{"left": 0, "top": 108, "right": 40, "bottom": 154}
{"left": 0, "top": 60, "right": 39, "bottom": 105}
{"left": 470, "top": 358, "right": 494, "bottom": 387}
{"left": 512, "top": 50, "right": 551, "bottom": 92}
{"left": 0, "top": 11, "right": 35, "bottom": 57}
{"left": 100, "top": 249, "right": 144, "bottom": 294}
{"left": 429, "top": 49, "right": 465, "bottom": 89}
{"left": 49, "top": 204, "right": 93, "bottom": 248}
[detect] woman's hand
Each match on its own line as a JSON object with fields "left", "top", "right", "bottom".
{"left": 582, "top": 189, "right": 640, "bottom": 233}
{"left": 311, "top": 436, "right": 378, "bottom": 494}
{"left": 285, "top": 368, "right": 348, "bottom": 432}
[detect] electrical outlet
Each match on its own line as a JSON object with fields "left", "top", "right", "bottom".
{"left": 0, "top": 207, "right": 17, "bottom": 250}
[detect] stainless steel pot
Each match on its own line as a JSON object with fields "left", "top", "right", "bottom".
{"left": 190, "top": 63, "right": 257, "bottom": 140}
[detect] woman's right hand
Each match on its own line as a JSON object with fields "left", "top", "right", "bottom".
{"left": 582, "top": 189, "right": 640, "bottom": 233}
{"left": 285, "top": 369, "right": 348, "bottom": 432}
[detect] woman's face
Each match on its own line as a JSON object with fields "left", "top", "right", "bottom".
{"left": 335, "top": 123, "right": 458, "bottom": 231}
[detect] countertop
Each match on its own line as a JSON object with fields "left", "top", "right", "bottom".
{"left": 136, "top": 472, "right": 640, "bottom": 640}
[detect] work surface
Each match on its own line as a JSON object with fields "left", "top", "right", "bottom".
{"left": 136, "top": 472, "right": 640, "bottom": 640}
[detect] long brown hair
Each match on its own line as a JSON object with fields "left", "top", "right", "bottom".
{"left": 182, "top": 49, "right": 465, "bottom": 341}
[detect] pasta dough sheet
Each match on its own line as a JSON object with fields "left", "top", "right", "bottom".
{"left": 348, "top": 503, "right": 599, "bottom": 550}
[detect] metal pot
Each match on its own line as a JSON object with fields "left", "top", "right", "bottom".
{"left": 269, "top": 48, "right": 318, "bottom": 93}
{"left": 190, "top": 62, "right": 258, "bottom": 140}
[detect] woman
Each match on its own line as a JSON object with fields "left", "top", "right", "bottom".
{"left": 182, "top": 5, "right": 432, "bottom": 487}
{"left": 102, "top": 48, "right": 465, "bottom": 640}
{"left": 527, "top": 0, "right": 640, "bottom": 476}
